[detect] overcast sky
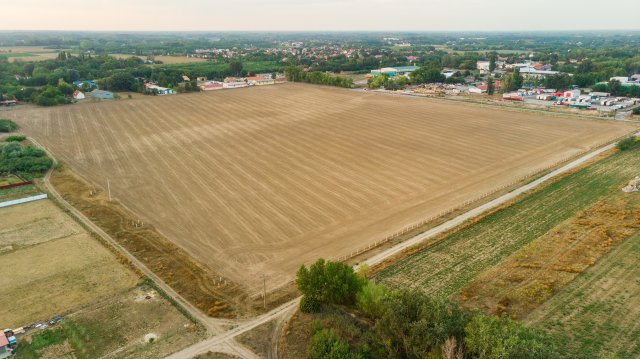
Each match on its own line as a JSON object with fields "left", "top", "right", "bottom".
{"left": 3, "top": 0, "right": 639, "bottom": 32}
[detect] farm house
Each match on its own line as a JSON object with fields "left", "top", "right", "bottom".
{"left": 73, "top": 90, "right": 85, "bottom": 100}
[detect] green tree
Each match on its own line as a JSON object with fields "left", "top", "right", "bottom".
{"left": 487, "top": 77, "right": 495, "bottom": 95}
{"left": 410, "top": 66, "right": 445, "bottom": 84}
{"left": 617, "top": 136, "right": 637, "bottom": 151}
{"left": 464, "top": 314, "right": 553, "bottom": 359}
{"left": 307, "top": 329, "right": 356, "bottom": 359}
{"left": 228, "top": 60, "right": 244, "bottom": 76}
{"left": 489, "top": 52, "right": 497, "bottom": 72}
{"left": 633, "top": 107, "right": 640, "bottom": 115}
{"left": 296, "top": 258, "right": 364, "bottom": 311}
{"left": 501, "top": 68, "right": 523, "bottom": 93}
{"left": 374, "top": 290, "right": 471, "bottom": 359}
{"left": 356, "top": 282, "right": 388, "bottom": 319}
{"left": 608, "top": 79, "right": 622, "bottom": 96}
{"left": 0, "top": 119, "right": 18, "bottom": 132}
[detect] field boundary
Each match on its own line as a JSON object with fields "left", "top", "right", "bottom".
{"left": 251, "top": 131, "right": 638, "bottom": 299}
{"left": 359, "top": 133, "right": 637, "bottom": 271}
{"left": 0, "top": 193, "right": 47, "bottom": 208}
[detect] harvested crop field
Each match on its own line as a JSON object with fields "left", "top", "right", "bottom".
{"left": 7, "top": 84, "right": 635, "bottom": 293}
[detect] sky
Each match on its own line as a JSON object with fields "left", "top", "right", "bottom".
{"left": 2, "top": 0, "right": 640, "bottom": 32}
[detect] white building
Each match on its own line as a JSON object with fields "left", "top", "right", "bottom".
{"left": 476, "top": 60, "right": 506, "bottom": 73}
{"left": 73, "top": 90, "right": 85, "bottom": 100}
{"left": 518, "top": 67, "right": 560, "bottom": 79}
{"left": 145, "top": 83, "right": 175, "bottom": 95}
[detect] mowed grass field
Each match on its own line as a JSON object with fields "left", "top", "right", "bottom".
{"left": 7, "top": 84, "right": 635, "bottom": 293}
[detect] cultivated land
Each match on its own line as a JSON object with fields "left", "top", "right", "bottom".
{"left": 527, "top": 230, "right": 640, "bottom": 358}
{"left": 7, "top": 84, "right": 635, "bottom": 294}
{"left": 0, "top": 46, "right": 63, "bottom": 62}
{"left": 375, "top": 145, "right": 640, "bottom": 299}
{"left": 110, "top": 54, "right": 208, "bottom": 64}
{"left": 0, "top": 199, "right": 204, "bottom": 358}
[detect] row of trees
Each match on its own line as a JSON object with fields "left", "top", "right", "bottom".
{"left": 297, "top": 259, "right": 554, "bottom": 359}
{"left": 285, "top": 66, "right": 353, "bottom": 88}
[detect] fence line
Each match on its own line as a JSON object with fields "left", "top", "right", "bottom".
{"left": 327, "top": 136, "right": 621, "bottom": 264}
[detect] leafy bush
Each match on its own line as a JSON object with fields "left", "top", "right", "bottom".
{"left": 633, "top": 107, "right": 640, "bottom": 115}
{"left": 5, "top": 135, "right": 26, "bottom": 142}
{"left": 285, "top": 66, "right": 353, "bottom": 88}
{"left": 374, "top": 290, "right": 472, "bottom": 358}
{"left": 0, "top": 142, "right": 53, "bottom": 176}
{"left": 0, "top": 119, "right": 18, "bottom": 132}
{"left": 464, "top": 314, "right": 553, "bottom": 359}
{"left": 300, "top": 296, "right": 321, "bottom": 313}
{"left": 296, "top": 258, "right": 364, "bottom": 307}
{"left": 307, "top": 329, "right": 359, "bottom": 359}
{"left": 617, "top": 136, "right": 637, "bottom": 151}
{"left": 356, "top": 282, "right": 388, "bottom": 319}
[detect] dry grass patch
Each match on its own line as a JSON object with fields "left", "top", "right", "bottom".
{"left": 49, "top": 168, "right": 245, "bottom": 318}
{"left": 0, "top": 200, "right": 138, "bottom": 328}
{"left": 459, "top": 195, "right": 640, "bottom": 319}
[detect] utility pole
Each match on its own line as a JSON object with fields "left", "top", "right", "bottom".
{"left": 107, "top": 179, "right": 112, "bottom": 201}
{"left": 262, "top": 274, "right": 266, "bottom": 310}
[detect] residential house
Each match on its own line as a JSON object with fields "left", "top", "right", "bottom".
{"left": 73, "top": 90, "right": 85, "bottom": 100}
{"left": 0, "top": 331, "right": 11, "bottom": 359}
{"left": 73, "top": 80, "right": 96, "bottom": 89}
{"left": 246, "top": 75, "right": 275, "bottom": 86}
{"left": 441, "top": 69, "right": 461, "bottom": 79}
{"left": 518, "top": 67, "right": 560, "bottom": 79}
{"left": 200, "top": 81, "right": 224, "bottom": 91}
{"left": 145, "top": 83, "right": 175, "bottom": 95}
{"left": 223, "top": 77, "right": 248, "bottom": 89}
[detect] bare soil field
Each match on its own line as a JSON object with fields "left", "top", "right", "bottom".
{"left": 6, "top": 83, "right": 635, "bottom": 294}
{"left": 49, "top": 168, "right": 244, "bottom": 318}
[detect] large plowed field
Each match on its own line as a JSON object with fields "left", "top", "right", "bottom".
{"left": 8, "top": 84, "right": 634, "bottom": 293}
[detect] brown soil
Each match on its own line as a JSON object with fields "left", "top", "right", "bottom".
{"left": 49, "top": 168, "right": 247, "bottom": 318}
{"left": 459, "top": 195, "right": 640, "bottom": 319}
{"left": 8, "top": 84, "right": 635, "bottom": 295}
{"left": 237, "top": 320, "right": 277, "bottom": 359}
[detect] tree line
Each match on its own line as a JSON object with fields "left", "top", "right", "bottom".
{"left": 296, "top": 258, "right": 554, "bottom": 359}
{"left": 285, "top": 67, "right": 353, "bottom": 88}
